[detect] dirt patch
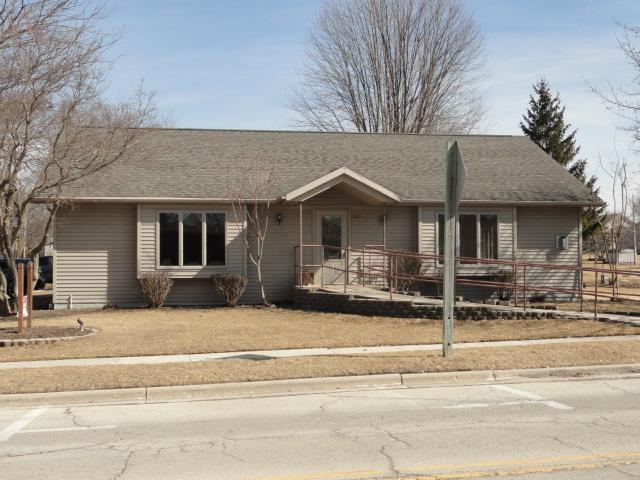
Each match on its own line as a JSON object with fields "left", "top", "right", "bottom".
{"left": 2, "top": 339, "right": 639, "bottom": 394}
{"left": 0, "top": 326, "right": 91, "bottom": 340}
{"left": 0, "top": 307, "right": 638, "bottom": 362}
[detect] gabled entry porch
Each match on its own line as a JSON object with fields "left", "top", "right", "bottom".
{"left": 283, "top": 167, "right": 408, "bottom": 288}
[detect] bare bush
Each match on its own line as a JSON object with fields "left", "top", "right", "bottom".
{"left": 139, "top": 272, "right": 173, "bottom": 308}
{"left": 212, "top": 273, "right": 248, "bottom": 307}
{"left": 491, "top": 271, "right": 513, "bottom": 301}
{"left": 528, "top": 290, "right": 547, "bottom": 303}
{"left": 393, "top": 250, "right": 423, "bottom": 292}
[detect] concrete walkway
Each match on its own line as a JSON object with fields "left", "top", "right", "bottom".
{"left": 2, "top": 334, "right": 639, "bottom": 370}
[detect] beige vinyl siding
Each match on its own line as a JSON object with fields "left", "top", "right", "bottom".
{"left": 165, "top": 279, "right": 218, "bottom": 306}
{"left": 54, "top": 204, "right": 144, "bottom": 308}
{"left": 244, "top": 206, "right": 313, "bottom": 303}
{"left": 516, "top": 206, "right": 580, "bottom": 300}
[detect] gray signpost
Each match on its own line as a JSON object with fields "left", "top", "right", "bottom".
{"left": 443, "top": 140, "right": 466, "bottom": 357}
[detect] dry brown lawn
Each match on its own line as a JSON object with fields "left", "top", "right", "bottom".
{"left": 2, "top": 339, "right": 639, "bottom": 394}
{"left": 0, "top": 307, "right": 638, "bottom": 363}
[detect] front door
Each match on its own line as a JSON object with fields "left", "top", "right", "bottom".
{"left": 315, "top": 210, "right": 348, "bottom": 285}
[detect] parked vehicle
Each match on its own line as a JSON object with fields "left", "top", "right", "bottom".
{"left": 38, "top": 255, "right": 53, "bottom": 284}
{"left": 0, "top": 257, "right": 44, "bottom": 296}
{"left": 0, "top": 257, "right": 14, "bottom": 299}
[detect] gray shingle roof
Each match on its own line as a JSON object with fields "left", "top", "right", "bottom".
{"left": 60, "top": 128, "right": 597, "bottom": 204}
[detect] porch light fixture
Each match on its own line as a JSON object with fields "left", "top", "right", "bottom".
{"left": 378, "top": 214, "right": 386, "bottom": 224}
{"left": 276, "top": 212, "right": 284, "bottom": 225}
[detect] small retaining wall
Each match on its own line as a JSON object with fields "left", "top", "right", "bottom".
{"left": 293, "top": 288, "right": 578, "bottom": 320}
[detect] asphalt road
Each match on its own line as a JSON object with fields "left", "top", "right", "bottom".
{"left": 1, "top": 376, "right": 639, "bottom": 479}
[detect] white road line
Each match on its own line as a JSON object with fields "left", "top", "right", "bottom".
{"left": 20, "top": 425, "right": 117, "bottom": 434}
{"left": 442, "top": 400, "right": 539, "bottom": 409}
{"left": 0, "top": 407, "right": 48, "bottom": 442}
{"left": 493, "top": 385, "right": 573, "bottom": 410}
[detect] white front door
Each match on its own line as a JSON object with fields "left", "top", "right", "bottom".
{"left": 314, "top": 210, "right": 348, "bottom": 285}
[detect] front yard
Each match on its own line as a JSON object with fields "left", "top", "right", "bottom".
{"left": 0, "top": 306, "right": 638, "bottom": 362}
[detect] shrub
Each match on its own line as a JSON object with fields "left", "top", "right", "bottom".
{"left": 528, "top": 290, "right": 547, "bottom": 303}
{"left": 212, "top": 273, "right": 248, "bottom": 307}
{"left": 139, "top": 272, "right": 173, "bottom": 308}
{"left": 491, "top": 271, "right": 514, "bottom": 300}
{"left": 393, "top": 250, "right": 423, "bottom": 292}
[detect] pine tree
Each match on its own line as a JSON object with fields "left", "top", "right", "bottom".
{"left": 520, "top": 78, "right": 605, "bottom": 241}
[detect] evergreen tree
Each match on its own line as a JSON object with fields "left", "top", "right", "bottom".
{"left": 520, "top": 78, "right": 605, "bottom": 241}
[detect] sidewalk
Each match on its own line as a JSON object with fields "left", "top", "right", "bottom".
{"left": 2, "top": 334, "right": 639, "bottom": 370}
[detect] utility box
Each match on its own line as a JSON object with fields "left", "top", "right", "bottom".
{"left": 555, "top": 235, "right": 568, "bottom": 250}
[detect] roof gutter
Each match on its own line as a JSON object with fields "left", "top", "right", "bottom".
{"left": 35, "top": 197, "right": 602, "bottom": 207}
{"left": 33, "top": 196, "right": 276, "bottom": 204}
{"left": 403, "top": 199, "right": 604, "bottom": 207}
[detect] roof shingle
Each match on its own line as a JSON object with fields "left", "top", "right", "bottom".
{"left": 60, "top": 128, "right": 597, "bottom": 204}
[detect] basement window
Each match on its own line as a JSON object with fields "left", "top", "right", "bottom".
{"left": 437, "top": 213, "right": 499, "bottom": 262}
{"left": 158, "top": 211, "right": 226, "bottom": 267}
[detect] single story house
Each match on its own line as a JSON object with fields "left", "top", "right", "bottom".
{"left": 51, "top": 128, "right": 596, "bottom": 309}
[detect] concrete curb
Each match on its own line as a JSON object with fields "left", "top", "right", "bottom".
{"left": 1, "top": 363, "right": 638, "bottom": 408}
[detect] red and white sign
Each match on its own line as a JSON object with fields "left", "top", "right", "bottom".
{"left": 15, "top": 296, "right": 28, "bottom": 318}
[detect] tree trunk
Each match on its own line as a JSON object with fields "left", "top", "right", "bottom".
{"left": 255, "top": 259, "right": 270, "bottom": 307}
{"left": 0, "top": 270, "right": 11, "bottom": 316}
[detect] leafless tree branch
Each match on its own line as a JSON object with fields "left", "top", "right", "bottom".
{"left": 290, "top": 0, "right": 486, "bottom": 134}
{"left": 227, "top": 160, "right": 278, "bottom": 306}
{"left": 0, "top": 0, "right": 157, "bottom": 315}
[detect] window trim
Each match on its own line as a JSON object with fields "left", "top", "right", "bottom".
{"left": 156, "top": 209, "right": 228, "bottom": 269}
{"left": 435, "top": 211, "right": 500, "bottom": 264}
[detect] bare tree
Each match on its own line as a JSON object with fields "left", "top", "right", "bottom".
{"left": 592, "top": 24, "right": 640, "bottom": 145}
{"left": 228, "top": 162, "right": 278, "bottom": 307}
{"left": 290, "top": 0, "right": 485, "bottom": 134}
{"left": 593, "top": 152, "right": 631, "bottom": 298}
{"left": 0, "top": 0, "right": 156, "bottom": 315}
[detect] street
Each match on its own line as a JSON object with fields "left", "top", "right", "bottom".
{"left": 1, "top": 376, "right": 639, "bottom": 479}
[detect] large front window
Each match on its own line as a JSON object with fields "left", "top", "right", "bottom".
{"left": 438, "top": 213, "right": 498, "bottom": 262}
{"left": 158, "top": 211, "right": 226, "bottom": 267}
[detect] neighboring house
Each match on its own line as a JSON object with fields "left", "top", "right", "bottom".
{"left": 50, "top": 129, "right": 597, "bottom": 309}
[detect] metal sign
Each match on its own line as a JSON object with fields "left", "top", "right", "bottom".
{"left": 443, "top": 140, "right": 466, "bottom": 357}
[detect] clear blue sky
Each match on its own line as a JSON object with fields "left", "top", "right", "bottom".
{"left": 101, "top": 0, "right": 640, "bottom": 204}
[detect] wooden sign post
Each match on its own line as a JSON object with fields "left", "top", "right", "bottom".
{"left": 443, "top": 140, "right": 466, "bottom": 357}
{"left": 17, "top": 263, "right": 24, "bottom": 334}
{"left": 27, "top": 262, "right": 33, "bottom": 329}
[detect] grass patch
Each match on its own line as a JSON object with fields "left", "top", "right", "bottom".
{"left": 0, "top": 307, "right": 638, "bottom": 363}
{"left": 2, "top": 339, "right": 639, "bottom": 394}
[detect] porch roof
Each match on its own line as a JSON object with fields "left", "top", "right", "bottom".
{"left": 282, "top": 167, "right": 401, "bottom": 204}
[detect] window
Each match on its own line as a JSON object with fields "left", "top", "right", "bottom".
{"left": 459, "top": 214, "right": 477, "bottom": 259}
{"left": 322, "top": 214, "right": 343, "bottom": 260}
{"left": 480, "top": 215, "right": 498, "bottom": 259}
{"left": 437, "top": 213, "right": 499, "bottom": 262}
{"left": 158, "top": 211, "right": 226, "bottom": 267}
{"left": 183, "top": 213, "right": 202, "bottom": 266}
{"left": 438, "top": 214, "right": 445, "bottom": 261}
{"left": 206, "top": 213, "right": 225, "bottom": 266}
{"left": 159, "top": 213, "right": 179, "bottom": 266}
